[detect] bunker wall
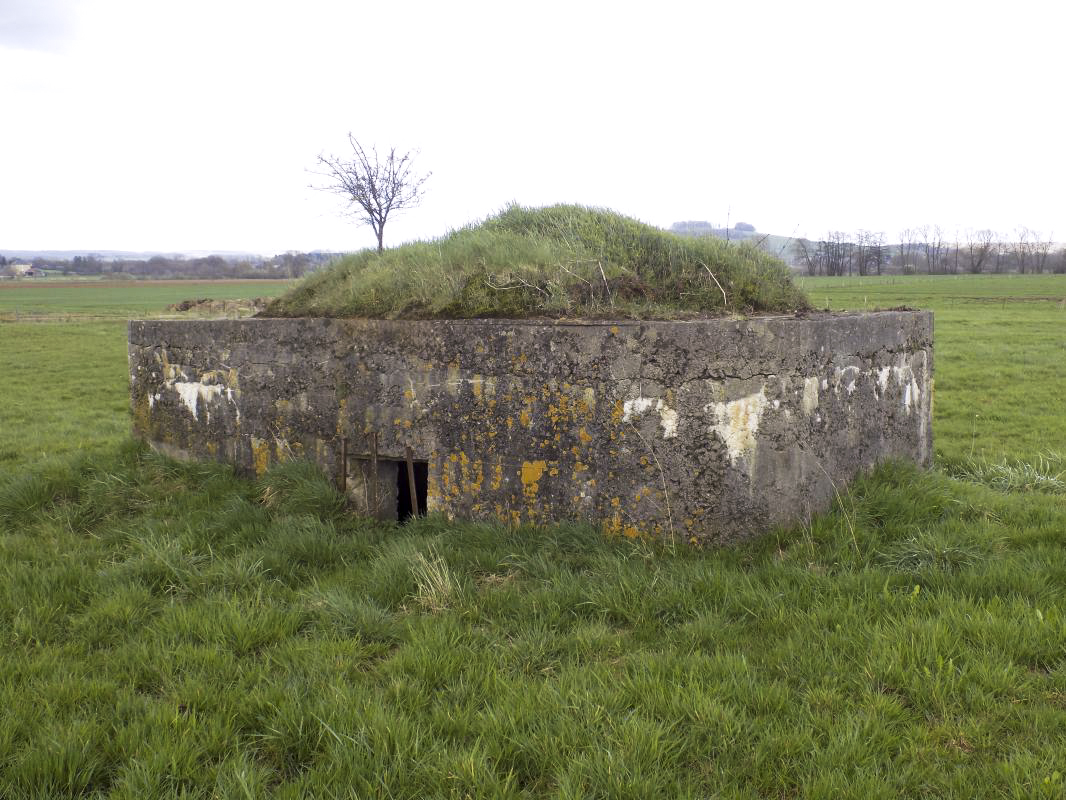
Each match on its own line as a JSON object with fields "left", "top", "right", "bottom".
{"left": 128, "top": 312, "right": 932, "bottom": 543}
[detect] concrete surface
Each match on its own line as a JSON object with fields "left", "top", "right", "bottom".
{"left": 128, "top": 312, "right": 933, "bottom": 543}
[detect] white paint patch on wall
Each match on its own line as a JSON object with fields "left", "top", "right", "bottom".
{"left": 706, "top": 388, "right": 768, "bottom": 464}
{"left": 887, "top": 356, "right": 921, "bottom": 414}
{"left": 877, "top": 367, "right": 891, "bottom": 393}
{"left": 622, "top": 398, "right": 654, "bottom": 419}
{"left": 811, "top": 357, "right": 923, "bottom": 414}
{"left": 903, "top": 381, "right": 916, "bottom": 413}
{"left": 802, "top": 377, "right": 820, "bottom": 414}
{"left": 174, "top": 381, "right": 224, "bottom": 421}
{"left": 623, "top": 397, "right": 679, "bottom": 438}
{"left": 659, "top": 405, "right": 679, "bottom": 438}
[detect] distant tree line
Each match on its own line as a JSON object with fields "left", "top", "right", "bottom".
{"left": 1, "top": 252, "right": 338, "bottom": 280}
{"left": 791, "top": 227, "right": 1066, "bottom": 276}
{"left": 670, "top": 221, "right": 759, "bottom": 241}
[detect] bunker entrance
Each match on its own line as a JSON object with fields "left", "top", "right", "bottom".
{"left": 397, "top": 460, "right": 428, "bottom": 523}
{"left": 348, "top": 456, "right": 427, "bottom": 523}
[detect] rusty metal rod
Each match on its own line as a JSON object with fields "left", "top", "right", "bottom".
{"left": 405, "top": 446, "right": 419, "bottom": 518}
{"left": 339, "top": 435, "right": 348, "bottom": 492}
{"left": 369, "top": 432, "right": 378, "bottom": 516}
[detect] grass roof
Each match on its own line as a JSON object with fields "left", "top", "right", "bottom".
{"left": 262, "top": 204, "right": 809, "bottom": 320}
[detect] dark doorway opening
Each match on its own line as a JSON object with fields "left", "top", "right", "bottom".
{"left": 397, "top": 460, "right": 428, "bottom": 523}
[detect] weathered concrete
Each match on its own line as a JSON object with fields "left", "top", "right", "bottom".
{"left": 128, "top": 312, "right": 933, "bottom": 544}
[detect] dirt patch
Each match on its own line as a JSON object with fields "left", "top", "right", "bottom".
{"left": 167, "top": 297, "right": 269, "bottom": 316}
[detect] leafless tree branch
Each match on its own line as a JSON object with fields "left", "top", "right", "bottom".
{"left": 311, "top": 134, "right": 430, "bottom": 252}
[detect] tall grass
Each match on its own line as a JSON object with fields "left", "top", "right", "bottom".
{"left": 1, "top": 447, "right": 1065, "bottom": 797}
{"left": 264, "top": 204, "right": 809, "bottom": 319}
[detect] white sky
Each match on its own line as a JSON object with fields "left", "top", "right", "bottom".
{"left": 2, "top": 0, "right": 1063, "bottom": 254}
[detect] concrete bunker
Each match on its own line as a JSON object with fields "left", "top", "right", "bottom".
{"left": 128, "top": 311, "right": 933, "bottom": 544}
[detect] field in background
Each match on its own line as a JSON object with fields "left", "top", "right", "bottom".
{"left": 1, "top": 275, "right": 1065, "bottom": 797}
{"left": 0, "top": 279, "right": 292, "bottom": 321}
{"left": 0, "top": 281, "right": 290, "bottom": 475}
{"left": 800, "top": 274, "right": 1066, "bottom": 463}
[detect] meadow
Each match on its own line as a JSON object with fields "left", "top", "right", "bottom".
{"left": 0, "top": 280, "right": 292, "bottom": 321}
{"left": 1, "top": 275, "right": 1064, "bottom": 798}
{"left": 0, "top": 281, "right": 291, "bottom": 474}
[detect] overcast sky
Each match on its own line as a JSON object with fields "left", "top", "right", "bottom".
{"left": 2, "top": 0, "right": 1063, "bottom": 254}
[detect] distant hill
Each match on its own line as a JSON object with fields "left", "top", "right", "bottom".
{"left": 669, "top": 221, "right": 797, "bottom": 264}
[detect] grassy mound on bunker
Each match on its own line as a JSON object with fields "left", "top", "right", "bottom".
{"left": 263, "top": 204, "right": 809, "bottom": 319}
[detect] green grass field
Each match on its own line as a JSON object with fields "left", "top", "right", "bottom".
{"left": 798, "top": 274, "right": 1066, "bottom": 463}
{"left": 0, "top": 281, "right": 291, "bottom": 475}
{"left": 1, "top": 276, "right": 1065, "bottom": 798}
{"left": 0, "top": 280, "right": 292, "bottom": 320}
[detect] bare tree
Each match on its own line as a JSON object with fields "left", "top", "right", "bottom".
{"left": 314, "top": 134, "right": 431, "bottom": 252}
{"left": 1032, "top": 230, "right": 1054, "bottom": 273}
{"left": 964, "top": 229, "right": 995, "bottom": 273}
{"left": 898, "top": 229, "right": 920, "bottom": 274}
{"left": 791, "top": 238, "right": 820, "bottom": 275}
{"left": 867, "top": 231, "right": 886, "bottom": 275}
{"left": 854, "top": 230, "right": 868, "bottom": 276}
{"left": 1012, "top": 226, "right": 1031, "bottom": 273}
{"left": 992, "top": 237, "right": 1008, "bottom": 273}
{"left": 820, "top": 232, "right": 852, "bottom": 276}
{"left": 917, "top": 225, "right": 945, "bottom": 274}
{"left": 1055, "top": 248, "right": 1066, "bottom": 274}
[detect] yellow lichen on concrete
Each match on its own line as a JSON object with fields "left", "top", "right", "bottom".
{"left": 519, "top": 396, "right": 535, "bottom": 428}
{"left": 578, "top": 387, "right": 597, "bottom": 414}
{"left": 250, "top": 436, "right": 271, "bottom": 476}
{"left": 132, "top": 391, "right": 152, "bottom": 434}
{"left": 159, "top": 350, "right": 182, "bottom": 382}
{"left": 545, "top": 393, "right": 570, "bottom": 427}
{"left": 521, "top": 459, "right": 547, "bottom": 487}
{"left": 427, "top": 470, "right": 441, "bottom": 510}
{"left": 438, "top": 457, "right": 455, "bottom": 500}
{"left": 458, "top": 451, "right": 484, "bottom": 495}
{"left": 520, "top": 459, "right": 548, "bottom": 515}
